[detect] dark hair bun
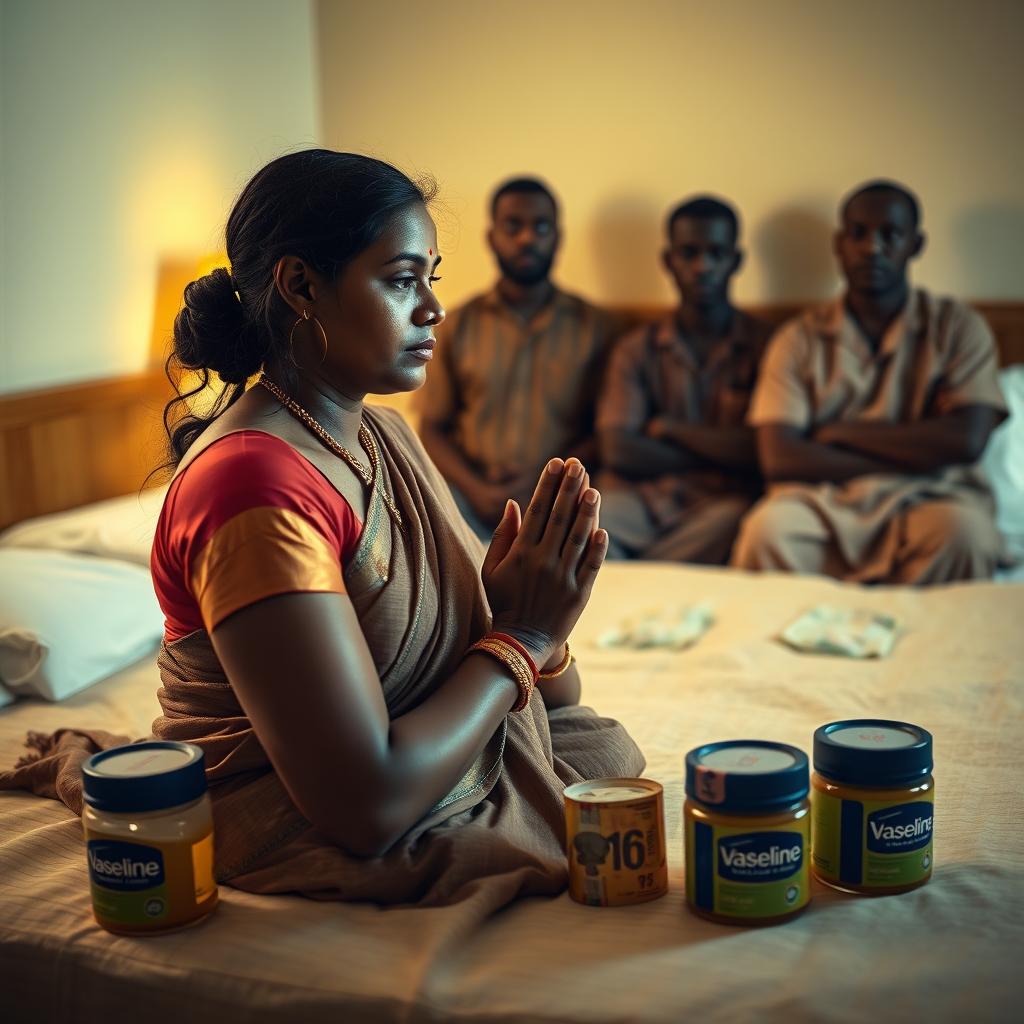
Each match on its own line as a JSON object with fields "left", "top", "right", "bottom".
{"left": 173, "top": 268, "right": 264, "bottom": 384}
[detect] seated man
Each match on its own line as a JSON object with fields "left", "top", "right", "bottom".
{"left": 596, "top": 196, "right": 772, "bottom": 562}
{"left": 417, "top": 177, "right": 614, "bottom": 538}
{"left": 732, "top": 180, "right": 1007, "bottom": 584}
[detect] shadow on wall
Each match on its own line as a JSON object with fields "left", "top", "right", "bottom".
{"left": 585, "top": 193, "right": 667, "bottom": 305}
{"left": 954, "top": 203, "right": 1024, "bottom": 299}
{"left": 753, "top": 204, "right": 837, "bottom": 303}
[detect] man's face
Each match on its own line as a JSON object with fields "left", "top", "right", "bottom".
{"left": 488, "top": 192, "right": 559, "bottom": 286}
{"left": 835, "top": 191, "right": 923, "bottom": 296}
{"left": 663, "top": 217, "right": 741, "bottom": 308}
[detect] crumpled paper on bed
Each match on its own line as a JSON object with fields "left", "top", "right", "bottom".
{"left": 595, "top": 603, "right": 715, "bottom": 651}
{"left": 779, "top": 605, "right": 900, "bottom": 658}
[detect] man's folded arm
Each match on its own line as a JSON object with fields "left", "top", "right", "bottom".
{"left": 757, "top": 423, "right": 900, "bottom": 483}
{"left": 815, "top": 405, "right": 1005, "bottom": 473}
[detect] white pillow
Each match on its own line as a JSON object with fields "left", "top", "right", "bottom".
{"left": 983, "top": 366, "right": 1024, "bottom": 562}
{"left": 0, "top": 549, "right": 164, "bottom": 702}
{"left": 0, "top": 486, "right": 167, "bottom": 567}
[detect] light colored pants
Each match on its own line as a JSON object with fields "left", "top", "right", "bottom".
{"left": 731, "top": 494, "right": 1001, "bottom": 584}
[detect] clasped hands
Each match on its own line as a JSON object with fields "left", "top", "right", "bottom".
{"left": 481, "top": 458, "right": 607, "bottom": 672}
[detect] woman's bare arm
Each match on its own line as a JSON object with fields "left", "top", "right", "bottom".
{"left": 211, "top": 592, "right": 518, "bottom": 857}
{"left": 210, "top": 459, "right": 605, "bottom": 858}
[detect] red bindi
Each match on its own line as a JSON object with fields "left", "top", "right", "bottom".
{"left": 428, "top": 248, "right": 432, "bottom": 255}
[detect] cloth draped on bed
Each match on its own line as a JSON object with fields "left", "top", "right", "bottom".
{"left": 0, "top": 406, "right": 643, "bottom": 908}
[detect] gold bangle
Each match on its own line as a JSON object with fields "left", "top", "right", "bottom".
{"left": 538, "top": 642, "right": 574, "bottom": 680}
{"left": 468, "top": 638, "right": 535, "bottom": 712}
{"left": 475, "top": 640, "right": 534, "bottom": 712}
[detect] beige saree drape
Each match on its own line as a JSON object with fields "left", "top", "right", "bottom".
{"left": 1, "top": 407, "right": 643, "bottom": 908}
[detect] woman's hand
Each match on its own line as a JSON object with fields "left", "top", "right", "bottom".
{"left": 481, "top": 457, "right": 607, "bottom": 667}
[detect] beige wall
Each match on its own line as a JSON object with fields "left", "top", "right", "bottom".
{"left": 317, "top": 0, "right": 1024, "bottom": 313}
{"left": 0, "top": 0, "right": 319, "bottom": 394}
{"left": 2, "top": 0, "right": 1020, "bottom": 395}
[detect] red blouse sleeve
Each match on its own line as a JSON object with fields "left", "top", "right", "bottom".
{"left": 152, "top": 431, "right": 362, "bottom": 640}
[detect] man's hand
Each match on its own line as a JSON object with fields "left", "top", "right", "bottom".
{"left": 645, "top": 417, "right": 669, "bottom": 441}
{"left": 509, "top": 474, "right": 540, "bottom": 517}
{"left": 468, "top": 480, "right": 517, "bottom": 526}
{"left": 481, "top": 466, "right": 536, "bottom": 526}
{"left": 813, "top": 422, "right": 847, "bottom": 446}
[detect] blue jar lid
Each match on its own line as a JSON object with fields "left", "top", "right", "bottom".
{"left": 813, "top": 720, "right": 932, "bottom": 786}
{"left": 82, "top": 741, "right": 207, "bottom": 813}
{"left": 685, "top": 740, "right": 809, "bottom": 812}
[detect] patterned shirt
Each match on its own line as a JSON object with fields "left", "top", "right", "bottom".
{"left": 415, "top": 286, "right": 614, "bottom": 477}
{"left": 597, "top": 309, "right": 772, "bottom": 523}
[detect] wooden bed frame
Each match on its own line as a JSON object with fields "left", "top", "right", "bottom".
{"left": 1, "top": 300, "right": 1022, "bottom": 532}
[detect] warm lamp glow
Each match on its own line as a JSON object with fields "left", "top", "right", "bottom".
{"left": 149, "top": 252, "right": 237, "bottom": 418}
{"left": 149, "top": 251, "right": 230, "bottom": 366}
{"left": 193, "top": 252, "right": 231, "bottom": 280}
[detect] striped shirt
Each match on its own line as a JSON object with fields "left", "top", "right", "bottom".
{"left": 415, "top": 286, "right": 615, "bottom": 477}
{"left": 597, "top": 309, "right": 772, "bottom": 524}
{"left": 598, "top": 310, "right": 772, "bottom": 433}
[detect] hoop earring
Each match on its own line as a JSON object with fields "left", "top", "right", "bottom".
{"left": 288, "top": 308, "right": 329, "bottom": 368}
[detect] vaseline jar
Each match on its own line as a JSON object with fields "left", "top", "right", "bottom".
{"left": 82, "top": 741, "right": 218, "bottom": 935}
{"left": 811, "top": 719, "right": 933, "bottom": 895}
{"left": 684, "top": 740, "right": 810, "bottom": 925}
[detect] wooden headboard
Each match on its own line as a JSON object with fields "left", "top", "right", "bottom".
{"left": 0, "top": 369, "right": 172, "bottom": 531}
{"left": 1, "top": 300, "right": 1022, "bottom": 532}
{"left": 612, "top": 300, "right": 1024, "bottom": 364}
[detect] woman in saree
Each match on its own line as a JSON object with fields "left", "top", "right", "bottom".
{"left": 4, "top": 149, "right": 644, "bottom": 909}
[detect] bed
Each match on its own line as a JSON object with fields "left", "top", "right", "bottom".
{"left": 1, "top": 561, "right": 1022, "bottom": 1022}
{"left": 1, "top": 302, "right": 1023, "bottom": 1022}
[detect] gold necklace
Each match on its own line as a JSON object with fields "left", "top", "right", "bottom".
{"left": 256, "top": 373, "right": 403, "bottom": 530}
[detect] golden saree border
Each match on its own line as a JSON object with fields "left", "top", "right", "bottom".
{"left": 189, "top": 505, "right": 346, "bottom": 632}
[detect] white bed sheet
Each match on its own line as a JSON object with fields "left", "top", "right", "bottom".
{"left": 1, "top": 563, "right": 1023, "bottom": 1023}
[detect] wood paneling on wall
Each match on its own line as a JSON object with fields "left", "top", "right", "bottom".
{"left": 2, "top": 302, "right": 1022, "bottom": 531}
{"left": 0, "top": 370, "right": 171, "bottom": 530}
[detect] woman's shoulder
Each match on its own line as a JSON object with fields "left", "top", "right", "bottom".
{"left": 170, "top": 430, "right": 332, "bottom": 500}
{"left": 160, "top": 431, "right": 354, "bottom": 550}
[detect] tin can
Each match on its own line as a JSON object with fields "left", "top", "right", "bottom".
{"left": 564, "top": 777, "right": 668, "bottom": 906}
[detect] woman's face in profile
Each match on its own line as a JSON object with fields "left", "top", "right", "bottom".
{"left": 321, "top": 202, "right": 446, "bottom": 397}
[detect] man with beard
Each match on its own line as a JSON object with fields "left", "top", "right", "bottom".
{"left": 417, "top": 177, "right": 614, "bottom": 537}
{"left": 732, "top": 180, "right": 1007, "bottom": 583}
{"left": 596, "top": 196, "right": 772, "bottom": 562}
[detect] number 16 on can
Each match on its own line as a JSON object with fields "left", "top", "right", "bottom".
{"left": 564, "top": 778, "right": 668, "bottom": 906}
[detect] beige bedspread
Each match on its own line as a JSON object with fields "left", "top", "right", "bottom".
{"left": 2, "top": 563, "right": 1022, "bottom": 1023}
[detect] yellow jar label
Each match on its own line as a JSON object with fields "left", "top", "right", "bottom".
{"left": 812, "top": 790, "right": 933, "bottom": 888}
{"left": 86, "top": 830, "right": 217, "bottom": 929}
{"left": 87, "top": 839, "right": 170, "bottom": 924}
{"left": 685, "top": 817, "right": 810, "bottom": 919}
